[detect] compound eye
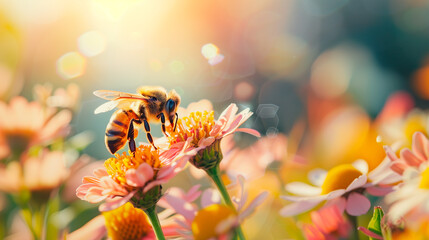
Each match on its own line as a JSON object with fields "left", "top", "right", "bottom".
{"left": 150, "top": 96, "right": 158, "bottom": 101}
{"left": 166, "top": 99, "right": 176, "bottom": 113}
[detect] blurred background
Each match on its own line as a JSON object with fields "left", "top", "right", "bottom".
{"left": 1, "top": 0, "right": 429, "bottom": 238}
{"left": 1, "top": 0, "right": 429, "bottom": 159}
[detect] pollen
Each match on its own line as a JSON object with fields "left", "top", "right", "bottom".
{"left": 104, "top": 145, "right": 161, "bottom": 186}
{"left": 191, "top": 204, "right": 237, "bottom": 240}
{"left": 102, "top": 202, "right": 152, "bottom": 240}
{"left": 320, "top": 164, "right": 363, "bottom": 194}
{"left": 169, "top": 110, "right": 215, "bottom": 146}
{"left": 419, "top": 168, "right": 429, "bottom": 189}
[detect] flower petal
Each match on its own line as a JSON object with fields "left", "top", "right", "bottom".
{"left": 201, "top": 189, "right": 221, "bottom": 208}
{"left": 125, "top": 163, "right": 154, "bottom": 187}
{"left": 346, "top": 192, "right": 371, "bottom": 216}
{"left": 285, "top": 182, "right": 322, "bottom": 196}
{"left": 280, "top": 197, "right": 326, "bottom": 217}
{"left": 308, "top": 169, "right": 327, "bottom": 187}
{"left": 99, "top": 191, "right": 136, "bottom": 212}
{"left": 345, "top": 175, "right": 367, "bottom": 192}
{"left": 240, "top": 191, "right": 268, "bottom": 219}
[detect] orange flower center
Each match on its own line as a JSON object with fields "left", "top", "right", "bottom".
{"left": 104, "top": 145, "right": 161, "bottom": 187}
{"left": 321, "top": 164, "right": 363, "bottom": 194}
{"left": 168, "top": 111, "right": 215, "bottom": 146}
{"left": 419, "top": 167, "right": 429, "bottom": 189}
{"left": 191, "top": 204, "right": 237, "bottom": 240}
{"left": 102, "top": 202, "right": 152, "bottom": 240}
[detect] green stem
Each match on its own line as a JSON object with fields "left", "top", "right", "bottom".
{"left": 205, "top": 164, "right": 246, "bottom": 240}
{"left": 347, "top": 214, "right": 360, "bottom": 240}
{"left": 144, "top": 206, "right": 166, "bottom": 240}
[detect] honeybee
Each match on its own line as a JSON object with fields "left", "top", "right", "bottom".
{"left": 94, "top": 86, "right": 181, "bottom": 154}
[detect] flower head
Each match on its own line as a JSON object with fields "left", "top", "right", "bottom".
{"left": 0, "top": 96, "right": 71, "bottom": 160}
{"left": 280, "top": 160, "right": 391, "bottom": 217}
{"left": 0, "top": 149, "right": 69, "bottom": 192}
{"left": 76, "top": 144, "right": 188, "bottom": 211}
{"left": 67, "top": 202, "right": 181, "bottom": 240}
{"left": 303, "top": 204, "right": 351, "bottom": 240}
{"left": 159, "top": 175, "right": 267, "bottom": 239}
{"left": 163, "top": 103, "right": 260, "bottom": 170}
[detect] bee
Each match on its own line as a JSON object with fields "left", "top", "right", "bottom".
{"left": 93, "top": 86, "right": 181, "bottom": 154}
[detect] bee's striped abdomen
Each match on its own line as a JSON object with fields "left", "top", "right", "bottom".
{"left": 105, "top": 110, "right": 138, "bottom": 154}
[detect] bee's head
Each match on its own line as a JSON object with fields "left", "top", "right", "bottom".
{"left": 165, "top": 89, "right": 181, "bottom": 131}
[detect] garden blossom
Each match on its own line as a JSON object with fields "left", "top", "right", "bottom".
{"left": 280, "top": 160, "right": 391, "bottom": 217}
{"left": 384, "top": 131, "right": 429, "bottom": 175}
{"left": 0, "top": 96, "right": 71, "bottom": 159}
{"left": 159, "top": 176, "right": 268, "bottom": 240}
{"left": 76, "top": 143, "right": 191, "bottom": 211}
{"left": 67, "top": 202, "right": 181, "bottom": 240}
{"left": 385, "top": 167, "right": 429, "bottom": 222}
{"left": 302, "top": 204, "right": 351, "bottom": 240}
{"left": 162, "top": 103, "right": 260, "bottom": 170}
{"left": 0, "top": 149, "right": 69, "bottom": 192}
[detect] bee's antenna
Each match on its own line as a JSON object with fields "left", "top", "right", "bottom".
{"left": 174, "top": 113, "right": 178, "bottom": 132}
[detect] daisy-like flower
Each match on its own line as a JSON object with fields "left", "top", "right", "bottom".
{"left": 34, "top": 83, "right": 80, "bottom": 110}
{"left": 76, "top": 144, "right": 190, "bottom": 212}
{"left": 280, "top": 160, "right": 390, "bottom": 217}
{"left": 385, "top": 166, "right": 429, "bottom": 222}
{"left": 0, "top": 96, "right": 71, "bottom": 160}
{"left": 163, "top": 103, "right": 260, "bottom": 170}
{"left": 384, "top": 131, "right": 429, "bottom": 175}
{"left": 159, "top": 176, "right": 268, "bottom": 240}
{"left": 0, "top": 149, "right": 69, "bottom": 192}
{"left": 302, "top": 204, "right": 351, "bottom": 240}
{"left": 67, "top": 202, "right": 181, "bottom": 240}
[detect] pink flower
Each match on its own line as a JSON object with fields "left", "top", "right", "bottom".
{"left": 161, "top": 103, "right": 260, "bottom": 170}
{"left": 67, "top": 202, "right": 181, "bottom": 240}
{"left": 303, "top": 204, "right": 351, "bottom": 240}
{"left": 280, "top": 160, "right": 391, "bottom": 217}
{"left": 76, "top": 143, "right": 191, "bottom": 211}
{"left": 384, "top": 131, "right": 429, "bottom": 175}
{"left": 159, "top": 175, "right": 268, "bottom": 239}
{"left": 0, "top": 149, "right": 69, "bottom": 192}
{"left": 0, "top": 96, "right": 71, "bottom": 159}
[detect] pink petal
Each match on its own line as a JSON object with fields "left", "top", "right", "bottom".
{"left": 198, "top": 137, "right": 215, "bottom": 148}
{"left": 234, "top": 128, "right": 261, "bottom": 137}
{"left": 345, "top": 192, "right": 371, "bottom": 216}
{"left": 125, "top": 163, "right": 154, "bottom": 187}
{"left": 164, "top": 194, "right": 197, "bottom": 221}
{"left": 185, "top": 184, "right": 202, "bottom": 202}
{"left": 280, "top": 196, "right": 326, "bottom": 217}
{"left": 99, "top": 191, "right": 136, "bottom": 212}
{"left": 326, "top": 189, "right": 346, "bottom": 199}
{"left": 240, "top": 191, "right": 268, "bottom": 219}
{"left": 85, "top": 187, "right": 108, "bottom": 203}
{"left": 358, "top": 227, "right": 383, "bottom": 239}
{"left": 157, "top": 166, "right": 175, "bottom": 180}
{"left": 400, "top": 149, "right": 425, "bottom": 167}
{"left": 201, "top": 189, "right": 221, "bottom": 208}
{"left": 93, "top": 168, "right": 108, "bottom": 178}
{"left": 412, "top": 131, "right": 429, "bottom": 160}
{"left": 384, "top": 146, "right": 400, "bottom": 162}
{"left": 366, "top": 186, "right": 394, "bottom": 196}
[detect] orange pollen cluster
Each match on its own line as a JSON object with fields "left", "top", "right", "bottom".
{"left": 169, "top": 111, "right": 215, "bottom": 146}
{"left": 104, "top": 145, "right": 161, "bottom": 187}
{"left": 102, "top": 202, "right": 152, "bottom": 240}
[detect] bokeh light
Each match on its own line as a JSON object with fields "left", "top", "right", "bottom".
{"left": 56, "top": 52, "right": 87, "bottom": 80}
{"left": 77, "top": 31, "right": 106, "bottom": 57}
{"left": 201, "top": 43, "right": 224, "bottom": 65}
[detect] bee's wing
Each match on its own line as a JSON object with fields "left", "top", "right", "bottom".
{"left": 93, "top": 90, "right": 151, "bottom": 114}
{"left": 93, "top": 90, "right": 150, "bottom": 101}
{"left": 94, "top": 101, "right": 119, "bottom": 114}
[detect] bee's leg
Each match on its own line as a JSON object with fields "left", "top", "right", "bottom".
{"left": 127, "top": 119, "right": 137, "bottom": 154}
{"left": 157, "top": 113, "right": 169, "bottom": 137}
{"left": 143, "top": 118, "right": 157, "bottom": 150}
{"left": 174, "top": 113, "right": 179, "bottom": 132}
